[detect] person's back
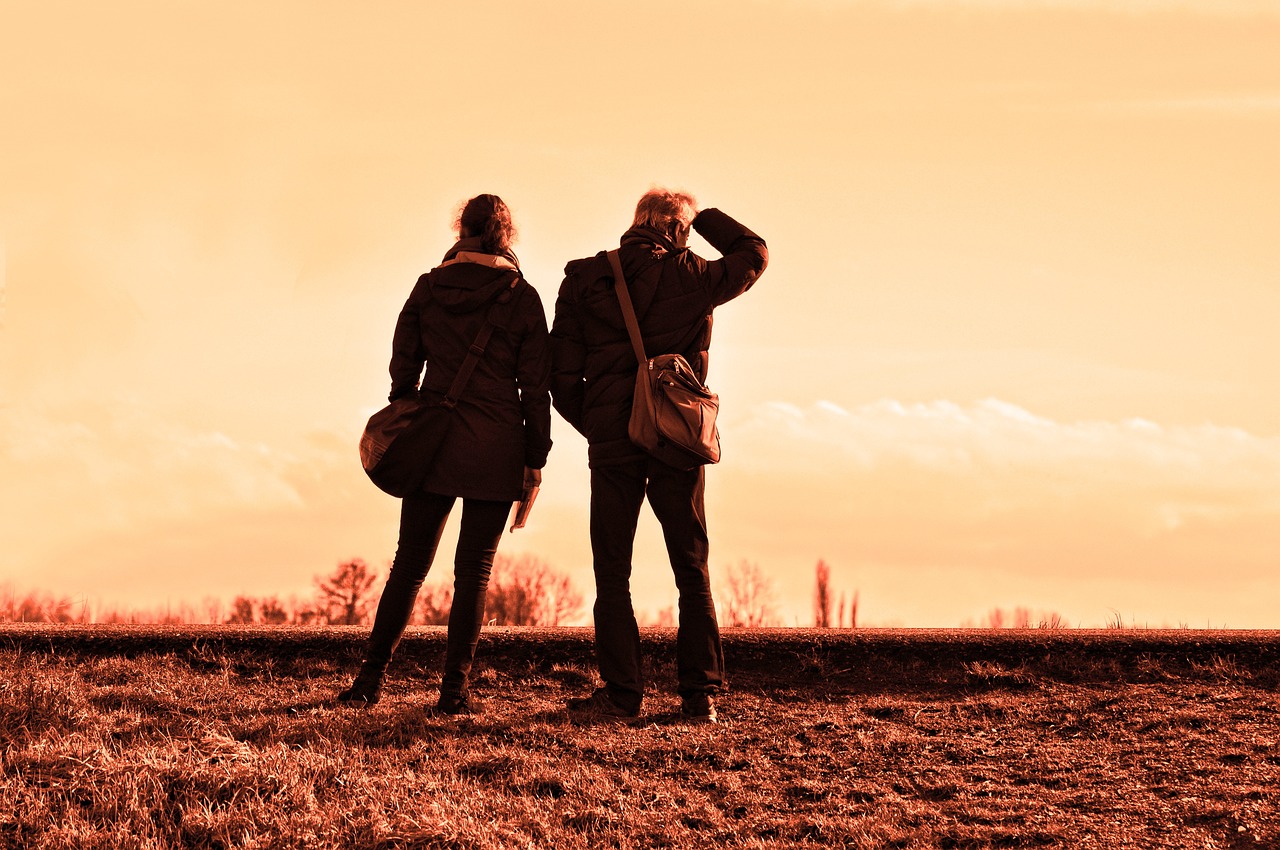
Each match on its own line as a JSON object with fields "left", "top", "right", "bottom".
{"left": 551, "top": 198, "right": 768, "bottom": 466}
{"left": 393, "top": 243, "right": 550, "bottom": 502}
{"left": 550, "top": 188, "right": 767, "bottom": 723}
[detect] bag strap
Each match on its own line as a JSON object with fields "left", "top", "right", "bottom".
{"left": 607, "top": 249, "right": 648, "bottom": 365}
{"left": 440, "top": 275, "right": 518, "bottom": 409}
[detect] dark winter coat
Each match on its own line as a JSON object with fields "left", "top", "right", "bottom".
{"left": 549, "top": 208, "right": 768, "bottom": 466}
{"left": 389, "top": 238, "right": 553, "bottom": 501}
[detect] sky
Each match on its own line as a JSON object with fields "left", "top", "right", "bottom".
{"left": 2, "top": 0, "right": 1278, "bottom": 627}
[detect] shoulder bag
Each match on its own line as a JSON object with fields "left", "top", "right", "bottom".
{"left": 359, "top": 279, "right": 513, "bottom": 497}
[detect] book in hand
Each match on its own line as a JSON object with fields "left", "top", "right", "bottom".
{"left": 510, "top": 485, "right": 539, "bottom": 531}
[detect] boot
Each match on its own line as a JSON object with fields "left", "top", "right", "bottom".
{"left": 434, "top": 690, "right": 483, "bottom": 716}
{"left": 337, "top": 660, "right": 386, "bottom": 706}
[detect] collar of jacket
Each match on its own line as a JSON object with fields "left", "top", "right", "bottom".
{"left": 439, "top": 237, "right": 520, "bottom": 270}
{"left": 619, "top": 225, "right": 680, "bottom": 257}
{"left": 440, "top": 251, "right": 518, "bottom": 271}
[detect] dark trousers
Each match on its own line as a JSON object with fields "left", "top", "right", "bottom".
{"left": 365, "top": 491, "right": 509, "bottom": 697}
{"left": 589, "top": 456, "right": 724, "bottom": 711}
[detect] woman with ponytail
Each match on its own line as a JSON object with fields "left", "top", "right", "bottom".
{"left": 339, "top": 194, "right": 552, "bottom": 714}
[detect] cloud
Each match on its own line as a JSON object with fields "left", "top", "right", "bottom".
{"left": 1, "top": 402, "right": 313, "bottom": 556}
{"left": 0, "top": 399, "right": 405, "bottom": 609}
{"left": 719, "top": 398, "right": 1280, "bottom": 580}
{"left": 733, "top": 396, "right": 1277, "bottom": 475}
{"left": 702, "top": 397, "right": 1280, "bottom": 625}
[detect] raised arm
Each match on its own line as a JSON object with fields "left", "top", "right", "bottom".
{"left": 691, "top": 208, "right": 769, "bottom": 307}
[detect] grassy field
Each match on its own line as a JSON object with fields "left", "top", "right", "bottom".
{"left": 2, "top": 625, "right": 1279, "bottom": 849}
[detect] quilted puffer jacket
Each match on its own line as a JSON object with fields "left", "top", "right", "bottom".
{"left": 549, "top": 208, "right": 767, "bottom": 466}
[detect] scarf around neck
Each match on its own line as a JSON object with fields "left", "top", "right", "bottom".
{"left": 439, "top": 237, "right": 520, "bottom": 271}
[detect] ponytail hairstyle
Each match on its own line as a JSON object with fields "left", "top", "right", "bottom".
{"left": 455, "top": 193, "right": 517, "bottom": 255}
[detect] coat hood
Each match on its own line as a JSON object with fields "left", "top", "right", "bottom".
{"left": 428, "top": 237, "right": 521, "bottom": 313}
{"left": 561, "top": 225, "right": 687, "bottom": 324}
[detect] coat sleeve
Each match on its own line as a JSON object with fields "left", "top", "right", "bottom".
{"left": 388, "top": 275, "right": 431, "bottom": 402}
{"left": 691, "top": 208, "right": 769, "bottom": 307}
{"left": 548, "top": 270, "right": 588, "bottom": 437}
{"left": 515, "top": 287, "right": 554, "bottom": 470}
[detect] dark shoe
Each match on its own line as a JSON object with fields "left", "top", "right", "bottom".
{"left": 681, "top": 693, "right": 717, "bottom": 724}
{"left": 434, "top": 692, "right": 482, "bottom": 716}
{"left": 337, "top": 665, "right": 384, "bottom": 706}
{"left": 566, "top": 688, "right": 639, "bottom": 722}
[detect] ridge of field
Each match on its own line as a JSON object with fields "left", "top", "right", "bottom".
{"left": 4, "top": 625, "right": 1280, "bottom": 690}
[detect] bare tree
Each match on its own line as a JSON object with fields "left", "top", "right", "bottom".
{"left": 157, "top": 602, "right": 184, "bottom": 625}
{"left": 202, "top": 596, "right": 225, "bottom": 625}
{"left": 722, "top": 560, "right": 778, "bottom": 628}
{"left": 315, "top": 559, "right": 379, "bottom": 625}
{"left": 175, "top": 601, "right": 202, "bottom": 624}
{"left": 412, "top": 584, "right": 454, "bottom": 626}
{"left": 286, "top": 594, "right": 320, "bottom": 625}
{"left": 966, "top": 606, "right": 1067, "bottom": 629}
{"left": 814, "top": 560, "right": 832, "bottom": 628}
{"left": 259, "top": 596, "right": 288, "bottom": 625}
{"left": 226, "top": 596, "right": 256, "bottom": 625}
{"left": 0, "top": 588, "right": 76, "bottom": 623}
{"left": 638, "top": 605, "right": 676, "bottom": 627}
{"left": 486, "top": 554, "right": 583, "bottom": 626}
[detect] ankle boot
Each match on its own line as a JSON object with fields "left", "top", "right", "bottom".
{"left": 338, "top": 661, "right": 386, "bottom": 705}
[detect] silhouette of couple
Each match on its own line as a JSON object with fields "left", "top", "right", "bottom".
{"left": 339, "top": 190, "right": 768, "bottom": 723}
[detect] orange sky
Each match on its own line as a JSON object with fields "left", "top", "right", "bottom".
{"left": 2, "top": 0, "right": 1278, "bottom": 626}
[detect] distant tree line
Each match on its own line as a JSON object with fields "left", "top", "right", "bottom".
{"left": 0, "top": 589, "right": 86, "bottom": 624}
{"left": 222, "top": 554, "right": 586, "bottom": 627}
{"left": 0, "top": 558, "right": 1077, "bottom": 629}
{"left": 0, "top": 554, "right": 584, "bottom": 627}
{"left": 1, "top": 558, "right": 830, "bottom": 628}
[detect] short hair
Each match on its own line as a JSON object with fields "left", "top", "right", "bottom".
{"left": 632, "top": 188, "right": 697, "bottom": 232}
{"left": 455, "top": 193, "right": 517, "bottom": 253}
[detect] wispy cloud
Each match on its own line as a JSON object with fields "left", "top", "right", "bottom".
{"left": 735, "top": 396, "right": 1280, "bottom": 487}
{"left": 1, "top": 403, "right": 313, "bottom": 550}
{"left": 722, "top": 398, "right": 1280, "bottom": 580}
{"left": 0, "top": 401, "right": 390, "bottom": 608}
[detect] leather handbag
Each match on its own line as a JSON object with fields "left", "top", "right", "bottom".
{"left": 360, "top": 282, "right": 510, "bottom": 497}
{"left": 607, "top": 249, "right": 721, "bottom": 470}
{"left": 359, "top": 396, "right": 455, "bottom": 498}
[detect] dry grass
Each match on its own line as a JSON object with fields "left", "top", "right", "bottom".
{"left": 1, "top": 627, "right": 1279, "bottom": 849}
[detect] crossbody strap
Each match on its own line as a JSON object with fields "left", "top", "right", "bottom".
{"left": 607, "top": 249, "right": 648, "bottom": 365}
{"left": 440, "top": 275, "right": 518, "bottom": 409}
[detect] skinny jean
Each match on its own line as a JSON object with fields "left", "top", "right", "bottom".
{"left": 364, "top": 491, "right": 508, "bottom": 697}
{"left": 589, "top": 456, "right": 724, "bottom": 712}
